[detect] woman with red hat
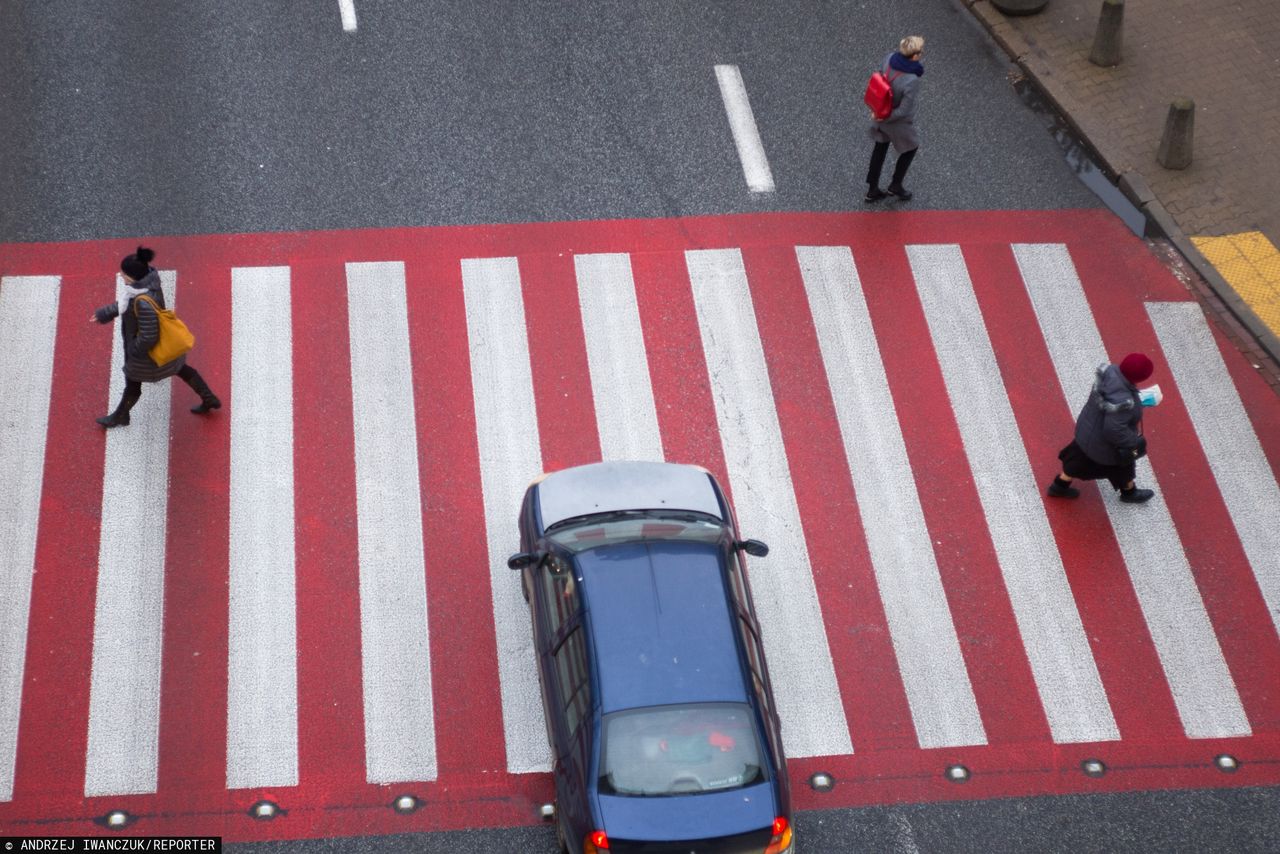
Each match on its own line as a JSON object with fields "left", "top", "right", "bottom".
{"left": 1048, "top": 353, "right": 1156, "bottom": 503}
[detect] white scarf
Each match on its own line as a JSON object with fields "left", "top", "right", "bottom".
{"left": 117, "top": 283, "right": 152, "bottom": 317}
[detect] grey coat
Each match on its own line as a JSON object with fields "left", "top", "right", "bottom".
{"left": 1074, "top": 363, "right": 1145, "bottom": 466}
{"left": 869, "top": 52, "right": 922, "bottom": 153}
{"left": 93, "top": 269, "right": 187, "bottom": 382}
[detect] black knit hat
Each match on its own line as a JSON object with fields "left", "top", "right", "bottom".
{"left": 120, "top": 246, "right": 155, "bottom": 280}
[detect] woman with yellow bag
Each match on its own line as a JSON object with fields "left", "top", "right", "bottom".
{"left": 91, "top": 246, "right": 221, "bottom": 428}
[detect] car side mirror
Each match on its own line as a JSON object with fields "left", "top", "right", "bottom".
{"left": 507, "top": 551, "right": 545, "bottom": 570}
{"left": 736, "top": 539, "right": 769, "bottom": 557}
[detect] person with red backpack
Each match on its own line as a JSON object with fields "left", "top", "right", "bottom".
{"left": 865, "top": 36, "right": 925, "bottom": 203}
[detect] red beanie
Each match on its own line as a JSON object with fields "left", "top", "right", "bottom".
{"left": 1119, "top": 353, "right": 1154, "bottom": 384}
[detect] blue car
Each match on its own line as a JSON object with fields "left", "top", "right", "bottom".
{"left": 508, "top": 461, "right": 794, "bottom": 854}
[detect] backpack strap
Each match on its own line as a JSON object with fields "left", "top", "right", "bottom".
{"left": 132, "top": 294, "right": 161, "bottom": 316}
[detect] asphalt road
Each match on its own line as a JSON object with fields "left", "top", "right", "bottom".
{"left": 4, "top": 1, "right": 1277, "bottom": 852}
{"left": 1, "top": 0, "right": 1096, "bottom": 244}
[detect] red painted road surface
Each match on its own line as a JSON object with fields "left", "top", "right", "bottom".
{"left": 2, "top": 210, "right": 1279, "bottom": 842}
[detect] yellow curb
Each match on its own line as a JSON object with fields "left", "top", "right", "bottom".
{"left": 1191, "top": 232, "right": 1280, "bottom": 337}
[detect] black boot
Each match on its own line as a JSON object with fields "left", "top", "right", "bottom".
{"left": 1047, "top": 476, "right": 1079, "bottom": 499}
{"left": 191, "top": 394, "right": 222, "bottom": 414}
{"left": 96, "top": 410, "right": 131, "bottom": 428}
{"left": 181, "top": 367, "right": 222, "bottom": 414}
{"left": 1120, "top": 486, "right": 1155, "bottom": 504}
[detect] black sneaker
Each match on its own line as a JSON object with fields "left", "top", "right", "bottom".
{"left": 865, "top": 187, "right": 888, "bottom": 203}
{"left": 96, "top": 412, "right": 130, "bottom": 428}
{"left": 1047, "top": 479, "right": 1080, "bottom": 499}
{"left": 1119, "top": 487, "right": 1155, "bottom": 503}
{"left": 887, "top": 184, "right": 913, "bottom": 201}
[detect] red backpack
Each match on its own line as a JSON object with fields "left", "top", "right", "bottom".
{"left": 864, "top": 67, "right": 902, "bottom": 121}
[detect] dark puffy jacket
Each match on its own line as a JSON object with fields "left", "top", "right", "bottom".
{"left": 93, "top": 269, "right": 187, "bottom": 382}
{"left": 1074, "top": 362, "right": 1144, "bottom": 465}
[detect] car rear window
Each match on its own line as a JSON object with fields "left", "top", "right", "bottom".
{"left": 598, "top": 703, "right": 765, "bottom": 797}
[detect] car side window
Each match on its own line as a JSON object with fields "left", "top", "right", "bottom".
{"left": 554, "top": 627, "right": 592, "bottom": 737}
{"left": 538, "top": 554, "right": 580, "bottom": 638}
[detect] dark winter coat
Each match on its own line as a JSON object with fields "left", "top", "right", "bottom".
{"left": 1074, "top": 363, "right": 1145, "bottom": 466}
{"left": 93, "top": 269, "right": 187, "bottom": 382}
{"left": 869, "top": 51, "right": 922, "bottom": 153}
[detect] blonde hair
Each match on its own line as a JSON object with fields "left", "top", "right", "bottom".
{"left": 899, "top": 35, "right": 925, "bottom": 57}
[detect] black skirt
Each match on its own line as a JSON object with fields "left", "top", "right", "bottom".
{"left": 1058, "top": 440, "right": 1135, "bottom": 490}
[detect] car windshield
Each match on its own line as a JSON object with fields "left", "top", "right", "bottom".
{"left": 598, "top": 703, "right": 766, "bottom": 797}
{"left": 546, "top": 510, "right": 724, "bottom": 554}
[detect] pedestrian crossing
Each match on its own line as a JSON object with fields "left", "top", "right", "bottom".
{"left": 1, "top": 211, "right": 1279, "bottom": 839}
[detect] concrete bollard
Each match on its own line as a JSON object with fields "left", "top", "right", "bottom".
{"left": 1157, "top": 98, "right": 1195, "bottom": 169}
{"left": 1088, "top": 0, "right": 1124, "bottom": 67}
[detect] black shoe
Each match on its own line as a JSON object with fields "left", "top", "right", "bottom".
{"left": 96, "top": 412, "right": 130, "bottom": 428}
{"left": 1047, "top": 478, "right": 1080, "bottom": 499}
{"left": 1119, "top": 487, "right": 1155, "bottom": 504}
{"left": 865, "top": 187, "right": 888, "bottom": 203}
{"left": 191, "top": 395, "right": 222, "bottom": 414}
{"left": 887, "top": 184, "right": 913, "bottom": 201}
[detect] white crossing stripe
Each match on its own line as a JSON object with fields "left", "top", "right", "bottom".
{"left": 0, "top": 276, "right": 60, "bottom": 803}
{"left": 346, "top": 262, "right": 437, "bottom": 782}
{"left": 1148, "top": 301, "right": 1280, "bottom": 639}
{"left": 338, "top": 0, "right": 357, "bottom": 32}
{"left": 1015, "top": 245, "right": 1248, "bottom": 739}
{"left": 462, "top": 257, "right": 551, "bottom": 775}
{"left": 685, "top": 248, "right": 853, "bottom": 758}
{"left": 908, "top": 244, "right": 1118, "bottom": 744}
{"left": 574, "top": 253, "right": 664, "bottom": 462}
{"left": 226, "top": 266, "right": 299, "bottom": 789}
{"left": 796, "top": 246, "right": 986, "bottom": 748}
{"left": 713, "top": 65, "right": 776, "bottom": 193}
{"left": 85, "top": 273, "right": 177, "bottom": 796}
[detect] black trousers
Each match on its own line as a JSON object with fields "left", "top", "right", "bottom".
{"left": 867, "top": 142, "right": 917, "bottom": 188}
{"left": 111, "top": 364, "right": 211, "bottom": 417}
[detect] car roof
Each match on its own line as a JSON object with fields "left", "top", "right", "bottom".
{"left": 536, "top": 461, "right": 723, "bottom": 531}
{"left": 577, "top": 539, "right": 749, "bottom": 714}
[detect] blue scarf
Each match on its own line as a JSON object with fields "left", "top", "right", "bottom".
{"left": 889, "top": 51, "right": 924, "bottom": 77}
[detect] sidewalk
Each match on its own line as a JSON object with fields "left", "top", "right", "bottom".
{"left": 966, "top": 0, "right": 1280, "bottom": 384}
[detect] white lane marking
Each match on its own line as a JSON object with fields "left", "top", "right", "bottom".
{"left": 346, "top": 262, "right": 437, "bottom": 782}
{"left": 339, "top": 0, "right": 357, "bottom": 32}
{"left": 797, "top": 246, "right": 986, "bottom": 748}
{"left": 1148, "top": 301, "right": 1280, "bottom": 640}
{"left": 1015, "top": 245, "right": 1249, "bottom": 739}
{"left": 462, "top": 257, "right": 550, "bottom": 775}
{"left": 713, "top": 65, "right": 776, "bottom": 193}
{"left": 0, "top": 276, "right": 60, "bottom": 803}
{"left": 85, "top": 273, "right": 176, "bottom": 796}
{"left": 574, "top": 253, "right": 663, "bottom": 462}
{"left": 226, "top": 266, "right": 298, "bottom": 789}
{"left": 908, "top": 244, "right": 1118, "bottom": 744}
{"left": 685, "top": 248, "right": 852, "bottom": 758}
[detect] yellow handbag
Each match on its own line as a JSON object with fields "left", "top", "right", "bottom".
{"left": 134, "top": 295, "right": 196, "bottom": 366}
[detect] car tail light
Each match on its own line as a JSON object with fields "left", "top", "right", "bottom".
{"left": 583, "top": 829, "right": 610, "bottom": 853}
{"left": 764, "top": 816, "right": 793, "bottom": 854}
